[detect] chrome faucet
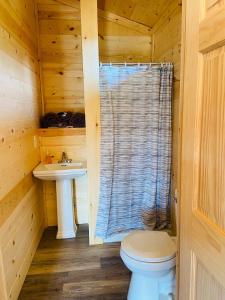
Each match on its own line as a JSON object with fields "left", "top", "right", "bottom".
{"left": 58, "top": 152, "right": 72, "bottom": 164}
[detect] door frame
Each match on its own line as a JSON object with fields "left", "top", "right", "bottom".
{"left": 177, "top": 0, "right": 188, "bottom": 298}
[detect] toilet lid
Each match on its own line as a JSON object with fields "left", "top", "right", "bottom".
{"left": 121, "top": 231, "right": 176, "bottom": 263}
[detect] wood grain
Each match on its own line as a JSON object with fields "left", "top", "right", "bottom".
{"left": 98, "top": 5, "right": 152, "bottom": 64}
{"left": 98, "top": 8, "right": 151, "bottom": 35}
{"left": 198, "top": 46, "right": 225, "bottom": 230}
{"left": 199, "top": 6, "right": 225, "bottom": 53}
{"left": 0, "top": 0, "right": 44, "bottom": 299}
{"left": 37, "top": 0, "right": 84, "bottom": 113}
{"left": 0, "top": 184, "right": 44, "bottom": 300}
{"left": 19, "top": 226, "right": 130, "bottom": 300}
{"left": 38, "top": 0, "right": 154, "bottom": 114}
{"left": 97, "top": 0, "right": 175, "bottom": 28}
{"left": 38, "top": 128, "right": 86, "bottom": 136}
{"left": 80, "top": 0, "right": 102, "bottom": 245}
{"left": 196, "top": 261, "right": 225, "bottom": 300}
{"left": 206, "top": 0, "right": 220, "bottom": 9}
{"left": 0, "top": 174, "right": 35, "bottom": 228}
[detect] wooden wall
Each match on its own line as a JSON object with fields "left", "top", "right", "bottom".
{"left": 37, "top": 0, "right": 152, "bottom": 115}
{"left": 98, "top": 10, "right": 152, "bottom": 63}
{"left": 97, "top": 0, "right": 174, "bottom": 29}
{"left": 37, "top": 0, "right": 84, "bottom": 113}
{"left": 37, "top": 1, "right": 88, "bottom": 228}
{"left": 0, "top": 1, "right": 44, "bottom": 299}
{"left": 38, "top": 129, "right": 88, "bottom": 226}
{"left": 152, "top": 0, "right": 182, "bottom": 232}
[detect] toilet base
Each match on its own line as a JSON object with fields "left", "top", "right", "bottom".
{"left": 128, "top": 269, "right": 176, "bottom": 300}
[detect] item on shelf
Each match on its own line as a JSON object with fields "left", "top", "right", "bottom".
{"left": 40, "top": 112, "right": 85, "bottom": 128}
{"left": 57, "top": 112, "right": 73, "bottom": 127}
{"left": 45, "top": 154, "right": 54, "bottom": 164}
{"left": 40, "top": 112, "right": 58, "bottom": 128}
{"left": 69, "top": 112, "right": 86, "bottom": 128}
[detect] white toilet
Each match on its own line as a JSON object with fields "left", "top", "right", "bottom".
{"left": 120, "top": 230, "right": 176, "bottom": 300}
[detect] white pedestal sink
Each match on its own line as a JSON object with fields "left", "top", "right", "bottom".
{"left": 33, "top": 162, "right": 87, "bottom": 239}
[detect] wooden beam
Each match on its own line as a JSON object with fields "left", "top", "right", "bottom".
{"left": 80, "top": 0, "right": 102, "bottom": 245}
{"left": 98, "top": 8, "right": 152, "bottom": 36}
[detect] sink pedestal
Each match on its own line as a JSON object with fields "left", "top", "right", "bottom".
{"left": 56, "top": 179, "right": 77, "bottom": 239}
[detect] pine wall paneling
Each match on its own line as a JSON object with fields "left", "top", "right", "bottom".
{"left": 97, "top": 0, "right": 175, "bottom": 29}
{"left": 37, "top": 0, "right": 84, "bottom": 113}
{"left": 37, "top": 0, "right": 88, "bottom": 229}
{"left": 0, "top": 1, "right": 44, "bottom": 299}
{"left": 98, "top": 9, "right": 152, "bottom": 63}
{"left": 152, "top": 0, "right": 182, "bottom": 233}
{"left": 0, "top": 182, "right": 44, "bottom": 300}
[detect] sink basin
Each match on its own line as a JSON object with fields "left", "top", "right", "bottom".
{"left": 33, "top": 162, "right": 87, "bottom": 180}
{"left": 33, "top": 161, "right": 87, "bottom": 240}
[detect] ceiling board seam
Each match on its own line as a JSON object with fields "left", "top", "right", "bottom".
{"left": 98, "top": 8, "right": 152, "bottom": 36}
{"left": 54, "top": 0, "right": 80, "bottom": 9}
{"left": 152, "top": 0, "right": 182, "bottom": 34}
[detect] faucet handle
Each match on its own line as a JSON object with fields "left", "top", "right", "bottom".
{"left": 58, "top": 151, "right": 72, "bottom": 164}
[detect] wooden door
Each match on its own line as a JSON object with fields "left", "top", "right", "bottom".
{"left": 179, "top": 0, "right": 225, "bottom": 299}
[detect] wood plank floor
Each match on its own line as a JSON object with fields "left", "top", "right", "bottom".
{"left": 19, "top": 225, "right": 130, "bottom": 300}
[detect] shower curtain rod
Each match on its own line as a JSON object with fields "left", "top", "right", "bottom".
{"left": 100, "top": 62, "right": 173, "bottom": 66}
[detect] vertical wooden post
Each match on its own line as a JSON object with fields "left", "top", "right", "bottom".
{"left": 80, "top": 0, "right": 102, "bottom": 245}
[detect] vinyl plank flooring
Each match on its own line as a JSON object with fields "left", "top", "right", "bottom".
{"left": 63, "top": 279, "right": 129, "bottom": 297}
{"left": 19, "top": 225, "right": 130, "bottom": 300}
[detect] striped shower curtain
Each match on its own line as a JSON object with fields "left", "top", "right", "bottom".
{"left": 96, "top": 64, "right": 173, "bottom": 239}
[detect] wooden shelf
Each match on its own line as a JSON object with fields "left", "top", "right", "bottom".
{"left": 37, "top": 128, "right": 86, "bottom": 137}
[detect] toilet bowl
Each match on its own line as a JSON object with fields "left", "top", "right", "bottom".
{"left": 120, "top": 230, "right": 176, "bottom": 300}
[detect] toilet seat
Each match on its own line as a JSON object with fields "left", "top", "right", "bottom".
{"left": 121, "top": 230, "right": 176, "bottom": 263}
{"left": 120, "top": 249, "right": 176, "bottom": 273}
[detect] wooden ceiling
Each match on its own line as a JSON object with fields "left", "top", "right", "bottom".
{"left": 97, "top": 0, "right": 173, "bottom": 28}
